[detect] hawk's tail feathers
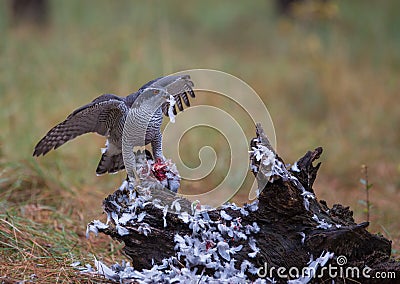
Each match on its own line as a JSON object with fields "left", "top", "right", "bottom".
{"left": 96, "top": 153, "right": 125, "bottom": 175}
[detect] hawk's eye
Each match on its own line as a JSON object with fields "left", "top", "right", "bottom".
{"left": 153, "top": 90, "right": 160, "bottom": 95}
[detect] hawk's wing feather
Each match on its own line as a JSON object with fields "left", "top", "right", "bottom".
{"left": 144, "top": 75, "right": 195, "bottom": 117}
{"left": 33, "top": 94, "right": 127, "bottom": 156}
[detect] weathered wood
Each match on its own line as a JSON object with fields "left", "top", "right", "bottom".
{"left": 90, "top": 124, "right": 399, "bottom": 283}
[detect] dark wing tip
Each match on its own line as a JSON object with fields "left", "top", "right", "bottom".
{"left": 32, "top": 134, "right": 65, "bottom": 157}
{"left": 181, "top": 92, "right": 191, "bottom": 107}
{"left": 175, "top": 95, "right": 184, "bottom": 111}
{"left": 32, "top": 141, "right": 52, "bottom": 157}
{"left": 32, "top": 145, "right": 41, "bottom": 156}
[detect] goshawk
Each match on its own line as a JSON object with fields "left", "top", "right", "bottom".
{"left": 33, "top": 75, "right": 195, "bottom": 177}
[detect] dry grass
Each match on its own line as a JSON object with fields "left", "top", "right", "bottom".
{"left": 0, "top": 0, "right": 399, "bottom": 281}
{"left": 0, "top": 160, "right": 126, "bottom": 283}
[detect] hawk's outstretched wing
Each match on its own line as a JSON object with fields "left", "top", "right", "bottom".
{"left": 138, "top": 75, "right": 195, "bottom": 116}
{"left": 33, "top": 94, "right": 128, "bottom": 156}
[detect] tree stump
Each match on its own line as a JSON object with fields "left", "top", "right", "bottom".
{"left": 87, "top": 124, "right": 399, "bottom": 283}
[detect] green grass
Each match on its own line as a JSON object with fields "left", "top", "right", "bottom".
{"left": 0, "top": 0, "right": 399, "bottom": 281}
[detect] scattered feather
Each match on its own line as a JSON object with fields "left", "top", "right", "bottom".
{"left": 178, "top": 211, "right": 190, "bottom": 223}
{"left": 288, "top": 251, "right": 334, "bottom": 284}
{"left": 220, "top": 210, "right": 232, "bottom": 221}
{"left": 94, "top": 258, "right": 119, "bottom": 281}
{"left": 116, "top": 225, "right": 130, "bottom": 236}
{"left": 217, "top": 241, "right": 231, "bottom": 261}
{"left": 174, "top": 234, "right": 185, "bottom": 245}
{"left": 137, "top": 212, "right": 146, "bottom": 222}
{"left": 163, "top": 205, "right": 168, "bottom": 228}
{"left": 70, "top": 261, "right": 81, "bottom": 267}
{"left": 240, "top": 207, "right": 249, "bottom": 216}
{"left": 118, "top": 213, "right": 133, "bottom": 225}
{"left": 246, "top": 200, "right": 259, "bottom": 212}
{"left": 248, "top": 238, "right": 260, "bottom": 258}
{"left": 86, "top": 220, "right": 108, "bottom": 238}
{"left": 138, "top": 223, "right": 151, "bottom": 236}
{"left": 229, "top": 245, "right": 243, "bottom": 255}
{"left": 167, "top": 95, "right": 176, "bottom": 123}
{"left": 152, "top": 199, "right": 164, "bottom": 209}
{"left": 312, "top": 214, "right": 333, "bottom": 229}
{"left": 201, "top": 211, "right": 211, "bottom": 221}
{"left": 291, "top": 162, "right": 300, "bottom": 172}
{"left": 300, "top": 232, "right": 306, "bottom": 244}
{"left": 171, "top": 199, "right": 181, "bottom": 213}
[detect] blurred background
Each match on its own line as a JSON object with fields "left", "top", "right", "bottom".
{"left": 0, "top": 0, "right": 399, "bottom": 281}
